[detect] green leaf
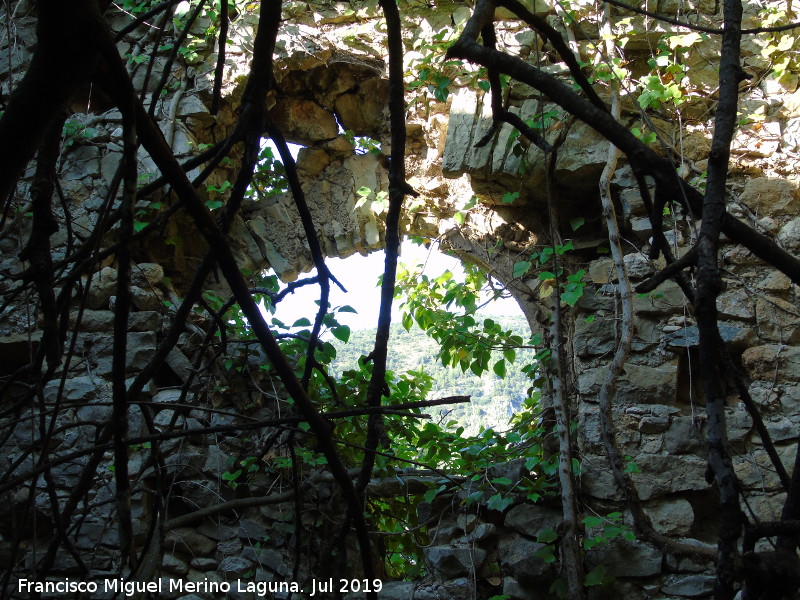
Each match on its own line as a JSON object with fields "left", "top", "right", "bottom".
{"left": 493, "top": 360, "right": 506, "bottom": 378}
{"left": 582, "top": 515, "right": 604, "bottom": 528}
{"left": 402, "top": 312, "right": 413, "bottom": 332}
{"left": 454, "top": 211, "right": 466, "bottom": 225}
{"left": 533, "top": 544, "right": 556, "bottom": 563}
{"left": 584, "top": 564, "right": 607, "bottom": 587}
{"left": 561, "top": 289, "right": 583, "bottom": 306}
{"left": 332, "top": 325, "right": 351, "bottom": 343}
{"left": 292, "top": 317, "right": 312, "bottom": 327}
{"left": 501, "top": 191, "right": 520, "bottom": 204}
{"left": 470, "top": 360, "right": 483, "bottom": 377}
{"left": 478, "top": 80, "right": 491, "bottom": 92}
{"left": 205, "top": 199, "right": 223, "bottom": 210}
{"left": 549, "top": 578, "right": 567, "bottom": 599}
{"left": 491, "top": 476, "right": 513, "bottom": 486}
{"left": 513, "top": 261, "right": 532, "bottom": 278}
{"left": 338, "top": 305, "right": 358, "bottom": 313}
{"left": 569, "top": 217, "right": 585, "bottom": 231}
{"left": 537, "top": 528, "right": 558, "bottom": 543}
{"left": 356, "top": 186, "right": 372, "bottom": 197}
{"left": 487, "top": 493, "right": 514, "bottom": 511}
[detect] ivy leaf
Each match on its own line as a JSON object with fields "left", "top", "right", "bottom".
{"left": 570, "top": 217, "right": 585, "bottom": 231}
{"left": 513, "top": 261, "right": 531, "bottom": 278}
{"left": 533, "top": 544, "right": 556, "bottom": 563}
{"left": 584, "top": 564, "right": 607, "bottom": 587}
{"left": 332, "top": 325, "right": 351, "bottom": 343}
{"left": 501, "top": 191, "right": 520, "bottom": 204}
{"left": 487, "top": 493, "right": 514, "bottom": 511}
{"left": 402, "top": 312, "right": 413, "bottom": 332}
{"left": 493, "top": 360, "right": 506, "bottom": 378}
{"left": 560, "top": 289, "right": 583, "bottom": 306}
{"left": 582, "top": 515, "right": 604, "bottom": 528}
{"left": 537, "top": 528, "right": 558, "bottom": 543}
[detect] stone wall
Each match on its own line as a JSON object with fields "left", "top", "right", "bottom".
{"left": 1, "top": 0, "right": 799, "bottom": 599}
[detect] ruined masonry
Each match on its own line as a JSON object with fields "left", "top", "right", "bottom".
{"left": 1, "top": 1, "right": 799, "bottom": 599}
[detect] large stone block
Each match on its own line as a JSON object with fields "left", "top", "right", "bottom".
{"left": 632, "top": 455, "right": 710, "bottom": 500}
{"left": 739, "top": 177, "right": 799, "bottom": 217}
{"left": 742, "top": 344, "right": 800, "bottom": 382}
{"left": 587, "top": 540, "right": 662, "bottom": 578}
{"left": 644, "top": 497, "right": 694, "bottom": 536}
{"left": 504, "top": 503, "right": 562, "bottom": 538}
{"left": 424, "top": 546, "right": 487, "bottom": 579}
{"left": 497, "top": 536, "right": 550, "bottom": 583}
{"left": 269, "top": 98, "right": 338, "bottom": 145}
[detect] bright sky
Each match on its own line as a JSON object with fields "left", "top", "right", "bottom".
{"left": 264, "top": 240, "right": 523, "bottom": 331}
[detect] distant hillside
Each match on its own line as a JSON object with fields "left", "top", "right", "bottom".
{"left": 330, "top": 315, "right": 539, "bottom": 434}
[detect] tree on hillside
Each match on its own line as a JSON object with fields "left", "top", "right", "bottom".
{"left": 1, "top": 1, "right": 800, "bottom": 599}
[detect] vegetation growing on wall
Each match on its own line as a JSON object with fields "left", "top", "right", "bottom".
{"left": 2, "top": 1, "right": 800, "bottom": 600}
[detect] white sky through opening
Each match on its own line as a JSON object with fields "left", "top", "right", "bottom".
{"left": 257, "top": 139, "right": 523, "bottom": 331}
{"left": 264, "top": 240, "right": 523, "bottom": 331}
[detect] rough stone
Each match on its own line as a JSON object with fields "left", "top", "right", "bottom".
{"left": 164, "top": 528, "right": 216, "bottom": 556}
{"left": 661, "top": 574, "right": 716, "bottom": 597}
{"left": 742, "top": 344, "right": 800, "bottom": 382}
{"left": 270, "top": 98, "right": 338, "bottom": 144}
{"left": 162, "top": 553, "right": 190, "bottom": 576}
{"left": 128, "top": 311, "right": 160, "bottom": 332}
{"left": 588, "top": 258, "right": 614, "bottom": 284}
{"left": 69, "top": 309, "right": 114, "bottom": 332}
{"left": 242, "top": 547, "right": 286, "bottom": 574}
{"left": 574, "top": 316, "right": 616, "bottom": 357}
{"left": 587, "top": 540, "right": 662, "bottom": 578}
{"left": 623, "top": 253, "right": 656, "bottom": 279}
{"left": 778, "top": 217, "right": 800, "bottom": 254}
{"left": 632, "top": 281, "right": 685, "bottom": 315}
{"left": 618, "top": 361, "right": 678, "bottom": 405}
{"left": 738, "top": 177, "right": 799, "bottom": 217}
{"left": 497, "top": 536, "right": 550, "bottom": 583}
{"left": 423, "top": 546, "right": 487, "bottom": 578}
{"left": 296, "top": 147, "right": 331, "bottom": 176}
{"left": 644, "top": 497, "right": 694, "bottom": 536}
{"left": 131, "top": 262, "right": 164, "bottom": 288}
{"left": 44, "top": 376, "right": 102, "bottom": 403}
{"left": 198, "top": 521, "right": 238, "bottom": 541}
{"left": 504, "top": 503, "right": 563, "bottom": 538}
{"left": 217, "top": 538, "right": 243, "bottom": 555}
{"left": 664, "top": 324, "right": 749, "bottom": 351}
{"left": 85, "top": 267, "right": 118, "bottom": 309}
{"left": 632, "top": 455, "right": 710, "bottom": 500}
{"left": 126, "top": 331, "right": 158, "bottom": 371}
{"left": 333, "top": 78, "right": 388, "bottom": 136}
{"left": 239, "top": 519, "right": 269, "bottom": 541}
{"left": 754, "top": 296, "right": 800, "bottom": 343}
{"left": 717, "top": 288, "right": 756, "bottom": 320}
{"left": 218, "top": 555, "right": 253, "bottom": 575}
{"left": 639, "top": 414, "right": 670, "bottom": 433}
